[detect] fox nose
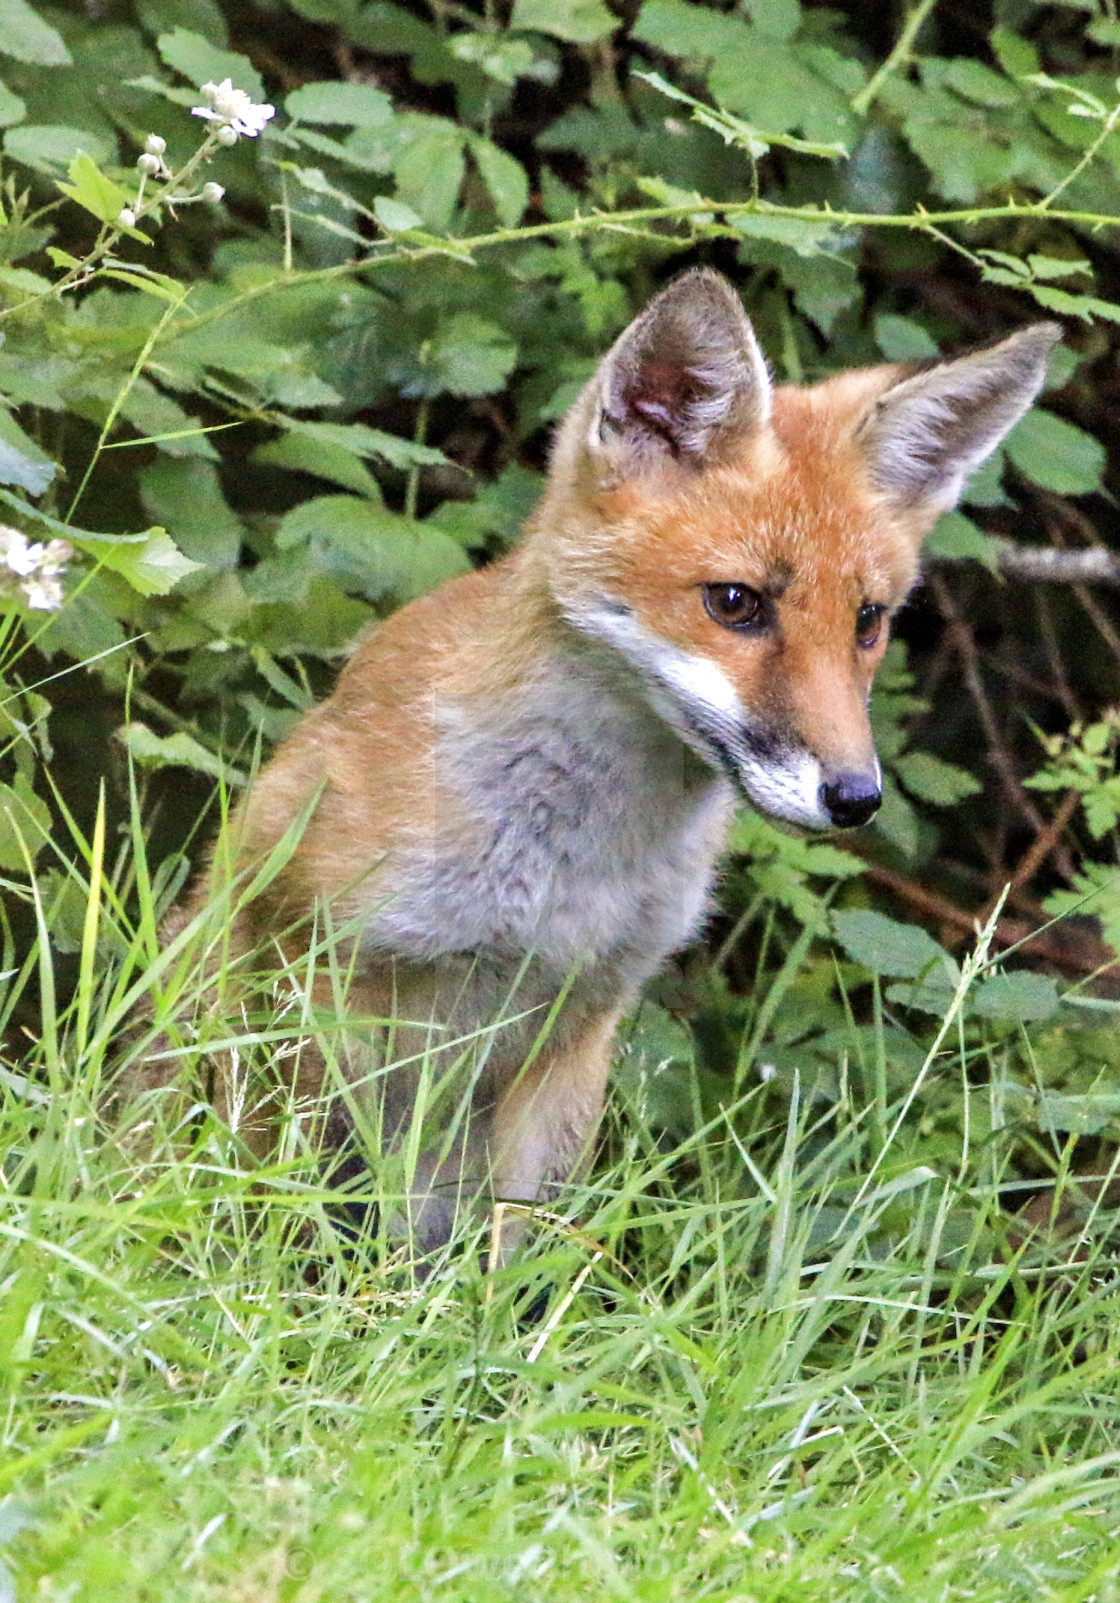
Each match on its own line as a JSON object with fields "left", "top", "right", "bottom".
{"left": 819, "top": 773, "right": 882, "bottom": 829}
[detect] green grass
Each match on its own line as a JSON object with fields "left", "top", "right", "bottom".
{"left": 2, "top": 794, "right": 1120, "bottom": 1601}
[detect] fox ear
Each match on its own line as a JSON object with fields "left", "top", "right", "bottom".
{"left": 591, "top": 268, "right": 770, "bottom": 474}
{"left": 861, "top": 322, "right": 1061, "bottom": 517}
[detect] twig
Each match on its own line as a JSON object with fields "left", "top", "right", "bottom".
{"left": 860, "top": 860, "right": 1119, "bottom": 985}
{"left": 927, "top": 573, "right": 1066, "bottom": 864}
{"left": 1034, "top": 588, "right": 1083, "bottom": 721}
{"left": 979, "top": 788, "right": 1082, "bottom": 925}
{"left": 1073, "top": 583, "right": 1120, "bottom": 668}
{"left": 930, "top": 539, "right": 1120, "bottom": 586}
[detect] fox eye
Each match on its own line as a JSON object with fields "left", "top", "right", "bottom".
{"left": 856, "top": 602, "right": 885, "bottom": 648}
{"left": 703, "top": 583, "right": 765, "bottom": 631}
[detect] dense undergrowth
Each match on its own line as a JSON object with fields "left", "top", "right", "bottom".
{"left": 3, "top": 0, "right": 1120, "bottom": 1593}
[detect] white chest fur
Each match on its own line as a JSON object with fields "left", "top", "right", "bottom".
{"left": 357, "top": 645, "right": 735, "bottom": 989}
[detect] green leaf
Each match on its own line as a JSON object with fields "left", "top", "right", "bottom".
{"left": 426, "top": 313, "right": 517, "bottom": 397}
{"left": 944, "top": 58, "right": 1019, "bottom": 108}
{"left": 874, "top": 313, "right": 938, "bottom": 361}
{"left": 119, "top": 722, "right": 246, "bottom": 786}
{"left": 0, "top": 411, "right": 56, "bottom": 495}
{"left": 393, "top": 128, "right": 465, "bottom": 230}
{"left": 284, "top": 420, "right": 449, "bottom": 472}
{"left": 510, "top": 0, "right": 615, "bottom": 43}
{"left": 893, "top": 750, "right": 983, "bottom": 807}
{"left": 1045, "top": 863, "right": 1120, "bottom": 956}
{"left": 285, "top": 80, "right": 392, "bottom": 126}
{"left": 968, "top": 971, "right": 1059, "bottom": 1021}
{"left": 469, "top": 135, "right": 528, "bottom": 227}
{"left": 925, "top": 510, "right": 1001, "bottom": 571}
{"left": 274, "top": 495, "right": 470, "bottom": 603}
{"left": 0, "top": 81, "right": 26, "bottom": 127}
{"left": 1004, "top": 409, "right": 1105, "bottom": 496}
{"left": 1031, "top": 1088, "right": 1120, "bottom": 1136}
{"left": 373, "top": 194, "right": 423, "bottom": 232}
{"left": 0, "top": 0, "right": 71, "bottom": 65}
{"left": 138, "top": 459, "right": 242, "bottom": 568}
{"left": 76, "top": 527, "right": 204, "bottom": 596}
{"left": 251, "top": 433, "right": 381, "bottom": 498}
{"left": 833, "top": 908, "right": 950, "bottom": 979}
{"left": 56, "top": 152, "right": 130, "bottom": 225}
{"left": 3, "top": 124, "right": 115, "bottom": 174}
{"left": 732, "top": 212, "right": 847, "bottom": 256}
{"left": 156, "top": 27, "right": 265, "bottom": 98}
{"left": 0, "top": 772, "right": 51, "bottom": 871}
{"left": 136, "top": 0, "right": 229, "bottom": 44}
{"left": 450, "top": 33, "right": 537, "bottom": 86}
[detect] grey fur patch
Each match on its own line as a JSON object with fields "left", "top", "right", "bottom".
{"left": 594, "top": 267, "right": 771, "bottom": 469}
{"left": 863, "top": 322, "right": 1061, "bottom": 513}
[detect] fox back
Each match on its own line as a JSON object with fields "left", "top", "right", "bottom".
{"left": 164, "top": 270, "right": 1057, "bottom": 1251}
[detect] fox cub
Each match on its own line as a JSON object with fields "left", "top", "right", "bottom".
{"left": 166, "top": 269, "right": 1056, "bottom": 1248}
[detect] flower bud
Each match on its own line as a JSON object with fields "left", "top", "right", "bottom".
{"left": 137, "top": 152, "right": 161, "bottom": 176}
{"left": 201, "top": 181, "right": 225, "bottom": 203}
{"left": 145, "top": 134, "right": 167, "bottom": 156}
{"left": 117, "top": 207, "right": 137, "bottom": 228}
{"left": 215, "top": 124, "right": 239, "bottom": 146}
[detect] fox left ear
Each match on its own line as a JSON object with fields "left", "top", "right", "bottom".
{"left": 861, "top": 322, "right": 1062, "bottom": 518}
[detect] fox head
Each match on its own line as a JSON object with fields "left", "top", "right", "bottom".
{"left": 536, "top": 268, "right": 1058, "bottom": 831}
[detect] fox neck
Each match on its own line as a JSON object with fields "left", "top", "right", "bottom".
{"left": 407, "top": 582, "right": 736, "bottom": 977}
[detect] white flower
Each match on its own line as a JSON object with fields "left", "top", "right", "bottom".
{"left": 145, "top": 133, "right": 167, "bottom": 156}
{"left": 191, "top": 79, "right": 275, "bottom": 139}
{"left": 23, "top": 578, "right": 64, "bottom": 611}
{"left": 0, "top": 526, "right": 71, "bottom": 611}
{"left": 117, "top": 207, "right": 137, "bottom": 228}
{"left": 137, "top": 152, "right": 162, "bottom": 176}
{"left": 201, "top": 181, "right": 225, "bottom": 203}
{"left": 0, "top": 527, "right": 39, "bottom": 577}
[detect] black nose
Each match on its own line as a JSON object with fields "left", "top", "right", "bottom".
{"left": 820, "top": 773, "right": 882, "bottom": 829}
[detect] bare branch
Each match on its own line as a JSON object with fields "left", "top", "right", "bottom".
{"left": 931, "top": 539, "right": 1120, "bottom": 586}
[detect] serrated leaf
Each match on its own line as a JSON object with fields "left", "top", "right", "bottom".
{"left": 76, "top": 527, "right": 203, "bottom": 596}
{"left": 119, "top": 721, "right": 246, "bottom": 786}
{"left": 0, "top": 772, "right": 51, "bottom": 870}
{"left": 510, "top": 0, "right": 615, "bottom": 43}
{"left": 56, "top": 152, "right": 130, "bottom": 225}
{"left": 833, "top": 908, "right": 950, "bottom": 978}
{"left": 0, "top": 411, "right": 56, "bottom": 495}
{"left": 1004, "top": 409, "right": 1105, "bottom": 496}
{"left": 874, "top": 313, "right": 938, "bottom": 361}
{"left": 969, "top": 971, "right": 1059, "bottom": 1021}
{"left": 373, "top": 194, "right": 423, "bottom": 232}
{"left": 3, "top": 123, "right": 115, "bottom": 174}
{"left": 0, "top": 81, "right": 26, "bottom": 126}
{"left": 469, "top": 135, "right": 528, "bottom": 227}
{"left": 156, "top": 27, "right": 265, "bottom": 98}
{"left": 393, "top": 128, "right": 465, "bottom": 229}
{"left": 894, "top": 750, "right": 983, "bottom": 807}
{"left": 251, "top": 433, "right": 381, "bottom": 498}
{"left": 0, "top": 0, "right": 71, "bottom": 66}
{"left": 426, "top": 313, "right": 517, "bottom": 397}
{"left": 925, "top": 510, "right": 1001, "bottom": 571}
{"left": 285, "top": 80, "right": 392, "bottom": 126}
{"left": 274, "top": 495, "right": 470, "bottom": 602}
{"left": 284, "top": 420, "right": 449, "bottom": 471}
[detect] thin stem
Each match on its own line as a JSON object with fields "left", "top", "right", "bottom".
{"left": 851, "top": 0, "right": 940, "bottom": 117}
{"left": 1037, "top": 100, "right": 1120, "bottom": 212}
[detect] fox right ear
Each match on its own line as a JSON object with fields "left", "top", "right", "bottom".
{"left": 588, "top": 269, "right": 770, "bottom": 476}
